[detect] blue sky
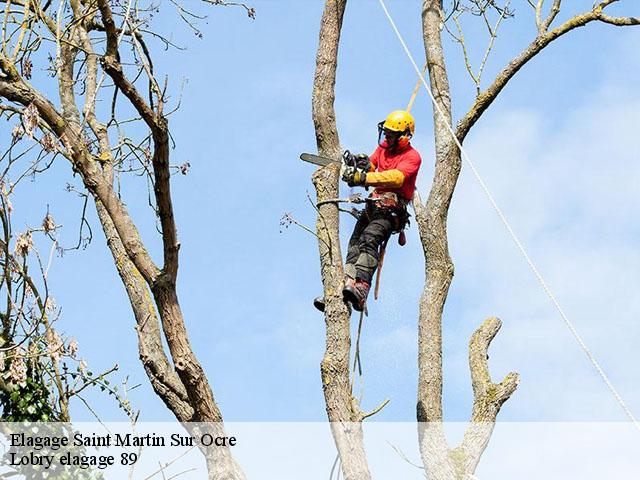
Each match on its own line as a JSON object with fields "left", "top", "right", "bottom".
{"left": 4, "top": 0, "right": 640, "bottom": 423}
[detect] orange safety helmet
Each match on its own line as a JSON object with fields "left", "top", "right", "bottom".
{"left": 377, "top": 110, "right": 415, "bottom": 149}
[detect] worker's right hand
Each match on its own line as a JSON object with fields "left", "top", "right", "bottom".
{"left": 341, "top": 165, "right": 367, "bottom": 187}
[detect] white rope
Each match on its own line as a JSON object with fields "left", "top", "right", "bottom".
{"left": 377, "top": 0, "right": 639, "bottom": 428}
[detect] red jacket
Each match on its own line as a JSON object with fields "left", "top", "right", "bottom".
{"left": 367, "top": 144, "right": 422, "bottom": 201}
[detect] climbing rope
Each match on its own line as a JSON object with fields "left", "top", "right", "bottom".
{"left": 377, "top": 0, "right": 639, "bottom": 428}
{"left": 353, "top": 309, "right": 365, "bottom": 377}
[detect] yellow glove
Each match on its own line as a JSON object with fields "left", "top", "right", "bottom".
{"left": 341, "top": 166, "right": 367, "bottom": 187}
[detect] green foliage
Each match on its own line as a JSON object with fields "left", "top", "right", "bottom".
{"left": 0, "top": 372, "right": 55, "bottom": 422}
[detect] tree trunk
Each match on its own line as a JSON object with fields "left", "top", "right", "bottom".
{"left": 417, "top": 0, "right": 459, "bottom": 427}
{"left": 95, "top": 202, "right": 194, "bottom": 422}
{"left": 416, "top": 2, "right": 519, "bottom": 478}
{"left": 311, "top": 1, "right": 372, "bottom": 478}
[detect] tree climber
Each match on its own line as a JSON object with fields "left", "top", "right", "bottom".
{"left": 314, "top": 110, "right": 422, "bottom": 313}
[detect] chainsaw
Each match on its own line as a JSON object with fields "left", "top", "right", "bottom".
{"left": 300, "top": 150, "right": 370, "bottom": 172}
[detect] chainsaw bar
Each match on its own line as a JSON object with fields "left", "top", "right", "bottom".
{"left": 299, "top": 153, "right": 341, "bottom": 167}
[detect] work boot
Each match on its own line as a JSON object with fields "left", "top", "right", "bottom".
{"left": 313, "top": 296, "right": 353, "bottom": 313}
{"left": 342, "top": 279, "right": 370, "bottom": 312}
{"left": 314, "top": 277, "right": 356, "bottom": 312}
{"left": 313, "top": 296, "right": 325, "bottom": 312}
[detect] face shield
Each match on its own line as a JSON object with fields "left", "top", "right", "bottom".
{"left": 377, "top": 121, "right": 402, "bottom": 149}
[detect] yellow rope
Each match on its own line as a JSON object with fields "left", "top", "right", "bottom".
{"left": 406, "top": 62, "right": 428, "bottom": 113}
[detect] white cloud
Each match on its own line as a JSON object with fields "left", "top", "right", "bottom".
{"left": 441, "top": 72, "right": 640, "bottom": 420}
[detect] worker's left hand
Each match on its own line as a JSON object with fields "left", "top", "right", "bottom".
{"left": 341, "top": 165, "right": 367, "bottom": 187}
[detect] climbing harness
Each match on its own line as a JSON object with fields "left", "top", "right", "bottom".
{"left": 365, "top": 191, "right": 410, "bottom": 300}
{"left": 377, "top": 0, "right": 639, "bottom": 428}
{"left": 317, "top": 192, "right": 409, "bottom": 302}
{"left": 368, "top": 190, "right": 410, "bottom": 233}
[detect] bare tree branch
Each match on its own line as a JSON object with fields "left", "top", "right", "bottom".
{"left": 415, "top": 1, "right": 636, "bottom": 478}
{"left": 457, "top": 1, "right": 640, "bottom": 140}
{"left": 1, "top": 2, "right": 248, "bottom": 477}
{"left": 541, "top": 0, "right": 562, "bottom": 31}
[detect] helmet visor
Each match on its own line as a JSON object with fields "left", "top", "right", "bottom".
{"left": 378, "top": 121, "right": 402, "bottom": 148}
